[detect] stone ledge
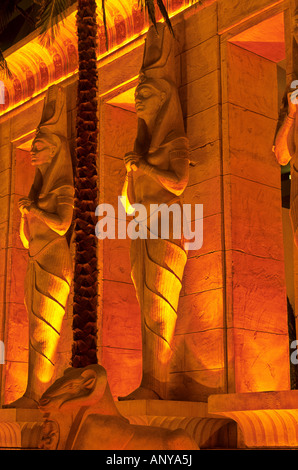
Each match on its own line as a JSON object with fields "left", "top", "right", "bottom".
{"left": 116, "top": 399, "right": 220, "bottom": 418}
{"left": 0, "top": 402, "right": 237, "bottom": 449}
{"left": 0, "top": 408, "right": 43, "bottom": 423}
{"left": 116, "top": 400, "right": 237, "bottom": 449}
{"left": 208, "top": 390, "right": 298, "bottom": 448}
{"left": 0, "top": 421, "right": 44, "bottom": 449}
{"left": 0, "top": 408, "right": 44, "bottom": 449}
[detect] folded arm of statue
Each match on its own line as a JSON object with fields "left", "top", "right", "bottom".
{"left": 28, "top": 186, "right": 74, "bottom": 236}
{"left": 274, "top": 92, "right": 297, "bottom": 165}
{"left": 29, "top": 204, "right": 73, "bottom": 236}
{"left": 138, "top": 150, "right": 189, "bottom": 196}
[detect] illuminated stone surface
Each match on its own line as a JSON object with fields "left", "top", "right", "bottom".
{"left": 117, "top": 399, "right": 236, "bottom": 449}
{"left": 209, "top": 391, "right": 298, "bottom": 448}
{"left": 0, "top": 409, "right": 43, "bottom": 449}
{"left": 0, "top": 0, "right": 296, "bottom": 449}
{"left": 3, "top": 86, "right": 74, "bottom": 408}
{"left": 118, "top": 21, "right": 190, "bottom": 400}
{"left": 38, "top": 364, "right": 199, "bottom": 450}
{"left": 0, "top": 0, "right": 192, "bottom": 116}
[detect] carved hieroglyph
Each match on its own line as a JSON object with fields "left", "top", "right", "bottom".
{"left": 38, "top": 364, "right": 198, "bottom": 450}
{"left": 120, "top": 22, "right": 189, "bottom": 400}
{"left": 4, "top": 85, "right": 74, "bottom": 408}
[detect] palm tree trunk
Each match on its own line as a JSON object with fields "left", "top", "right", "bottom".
{"left": 71, "top": 0, "right": 99, "bottom": 368}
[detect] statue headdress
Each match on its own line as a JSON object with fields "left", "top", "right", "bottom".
{"left": 139, "top": 22, "right": 176, "bottom": 85}
{"left": 134, "top": 22, "right": 187, "bottom": 155}
{"left": 30, "top": 85, "right": 74, "bottom": 199}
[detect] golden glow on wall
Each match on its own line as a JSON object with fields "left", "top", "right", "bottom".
{"left": 229, "top": 12, "right": 285, "bottom": 62}
{"left": 0, "top": 10, "right": 78, "bottom": 116}
{"left": 0, "top": 0, "right": 192, "bottom": 117}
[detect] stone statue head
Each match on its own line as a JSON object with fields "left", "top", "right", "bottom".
{"left": 134, "top": 80, "right": 166, "bottom": 122}
{"left": 38, "top": 365, "right": 115, "bottom": 450}
{"left": 39, "top": 365, "right": 105, "bottom": 412}
{"left": 30, "top": 131, "right": 61, "bottom": 167}
{"left": 38, "top": 364, "right": 124, "bottom": 415}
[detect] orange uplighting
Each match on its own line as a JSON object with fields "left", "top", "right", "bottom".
{"left": 0, "top": 0, "right": 193, "bottom": 118}
{"left": 229, "top": 12, "right": 285, "bottom": 62}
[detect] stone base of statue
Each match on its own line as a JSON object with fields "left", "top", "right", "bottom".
{"left": 0, "top": 365, "right": 235, "bottom": 450}
{"left": 0, "top": 401, "right": 236, "bottom": 450}
{"left": 208, "top": 390, "right": 298, "bottom": 448}
{"left": 2, "top": 390, "right": 298, "bottom": 450}
{"left": 0, "top": 408, "right": 44, "bottom": 449}
{"left": 116, "top": 399, "right": 237, "bottom": 449}
{"left": 2, "top": 390, "right": 298, "bottom": 449}
{"left": 0, "top": 397, "right": 236, "bottom": 450}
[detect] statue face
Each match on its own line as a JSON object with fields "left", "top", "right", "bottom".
{"left": 30, "top": 139, "right": 56, "bottom": 167}
{"left": 134, "top": 84, "right": 166, "bottom": 121}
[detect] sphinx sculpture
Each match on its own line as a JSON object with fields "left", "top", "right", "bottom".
{"left": 4, "top": 85, "right": 74, "bottom": 408}
{"left": 38, "top": 364, "right": 198, "bottom": 450}
{"left": 119, "top": 23, "right": 189, "bottom": 400}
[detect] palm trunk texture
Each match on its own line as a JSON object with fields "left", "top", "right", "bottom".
{"left": 71, "top": 0, "right": 99, "bottom": 368}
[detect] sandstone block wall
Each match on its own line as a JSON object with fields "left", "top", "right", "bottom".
{"left": 0, "top": 0, "right": 293, "bottom": 404}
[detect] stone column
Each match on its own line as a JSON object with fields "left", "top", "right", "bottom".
{"left": 219, "top": 1, "right": 290, "bottom": 393}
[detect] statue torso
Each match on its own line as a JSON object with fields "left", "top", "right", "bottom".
{"left": 133, "top": 140, "right": 185, "bottom": 209}
{"left": 27, "top": 190, "right": 65, "bottom": 257}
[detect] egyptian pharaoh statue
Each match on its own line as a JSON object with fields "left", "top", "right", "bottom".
{"left": 120, "top": 23, "right": 189, "bottom": 400}
{"left": 4, "top": 85, "right": 74, "bottom": 408}
{"left": 274, "top": 6, "right": 298, "bottom": 246}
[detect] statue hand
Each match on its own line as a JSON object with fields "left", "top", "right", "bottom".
{"left": 18, "top": 197, "right": 33, "bottom": 216}
{"left": 124, "top": 152, "right": 140, "bottom": 172}
{"left": 287, "top": 91, "right": 298, "bottom": 118}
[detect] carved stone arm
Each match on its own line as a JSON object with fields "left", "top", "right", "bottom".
{"left": 138, "top": 154, "right": 189, "bottom": 196}
{"left": 29, "top": 203, "right": 73, "bottom": 236}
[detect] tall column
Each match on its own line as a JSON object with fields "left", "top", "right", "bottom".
{"left": 220, "top": 24, "right": 290, "bottom": 392}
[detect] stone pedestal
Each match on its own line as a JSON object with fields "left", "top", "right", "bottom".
{"left": 0, "top": 408, "right": 43, "bottom": 449}
{"left": 116, "top": 400, "right": 237, "bottom": 449}
{"left": 0, "top": 401, "right": 236, "bottom": 450}
{"left": 208, "top": 391, "right": 298, "bottom": 448}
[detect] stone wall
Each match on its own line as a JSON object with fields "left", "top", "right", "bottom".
{"left": 98, "top": 103, "right": 141, "bottom": 398}
{"left": 0, "top": 0, "right": 293, "bottom": 405}
{"left": 222, "top": 41, "right": 289, "bottom": 392}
